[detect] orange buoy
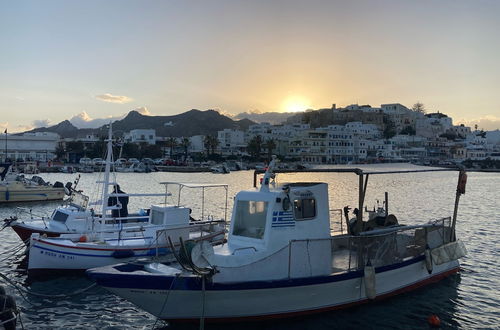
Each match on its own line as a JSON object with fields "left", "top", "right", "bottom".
{"left": 78, "top": 235, "right": 87, "bottom": 242}
{"left": 428, "top": 314, "right": 441, "bottom": 328}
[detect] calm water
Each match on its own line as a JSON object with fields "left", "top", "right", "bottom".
{"left": 0, "top": 164, "right": 498, "bottom": 329}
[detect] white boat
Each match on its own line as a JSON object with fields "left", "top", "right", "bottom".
{"left": 27, "top": 207, "right": 226, "bottom": 276}
{"left": 10, "top": 125, "right": 228, "bottom": 276}
{"left": 211, "top": 163, "right": 230, "bottom": 174}
{"left": 87, "top": 158, "right": 468, "bottom": 322}
{"left": 0, "top": 163, "right": 68, "bottom": 203}
{"left": 59, "top": 166, "right": 77, "bottom": 173}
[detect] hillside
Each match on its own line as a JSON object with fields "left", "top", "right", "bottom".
{"left": 26, "top": 120, "right": 94, "bottom": 138}
{"left": 24, "top": 109, "right": 255, "bottom": 138}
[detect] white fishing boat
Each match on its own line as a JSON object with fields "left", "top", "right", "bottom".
{"left": 87, "top": 158, "right": 468, "bottom": 323}
{"left": 10, "top": 124, "right": 227, "bottom": 276}
{"left": 4, "top": 174, "right": 167, "bottom": 242}
{"left": 27, "top": 204, "right": 226, "bottom": 276}
{"left": 0, "top": 163, "right": 69, "bottom": 203}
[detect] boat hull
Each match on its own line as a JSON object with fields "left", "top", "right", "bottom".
{"left": 11, "top": 223, "right": 62, "bottom": 242}
{"left": 28, "top": 230, "right": 225, "bottom": 276}
{"left": 87, "top": 257, "right": 460, "bottom": 322}
{"left": 0, "top": 186, "right": 65, "bottom": 203}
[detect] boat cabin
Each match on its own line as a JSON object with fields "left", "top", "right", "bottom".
{"left": 228, "top": 182, "right": 331, "bottom": 253}
{"left": 207, "top": 181, "right": 333, "bottom": 281}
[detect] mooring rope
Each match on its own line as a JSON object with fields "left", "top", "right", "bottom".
{"left": 152, "top": 273, "right": 179, "bottom": 329}
{"left": 0, "top": 242, "right": 27, "bottom": 264}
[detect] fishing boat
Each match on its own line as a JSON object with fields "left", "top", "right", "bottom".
{"left": 27, "top": 200, "right": 226, "bottom": 276}
{"left": 87, "top": 158, "right": 468, "bottom": 322}
{"left": 0, "top": 163, "right": 69, "bottom": 203}
{"left": 9, "top": 125, "right": 227, "bottom": 276}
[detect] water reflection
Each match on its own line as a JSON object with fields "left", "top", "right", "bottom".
{"left": 0, "top": 166, "right": 498, "bottom": 329}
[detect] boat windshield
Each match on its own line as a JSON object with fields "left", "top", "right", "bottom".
{"left": 52, "top": 211, "right": 69, "bottom": 223}
{"left": 232, "top": 200, "right": 268, "bottom": 239}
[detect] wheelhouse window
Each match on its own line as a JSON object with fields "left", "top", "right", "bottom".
{"left": 52, "top": 211, "right": 69, "bottom": 223}
{"left": 294, "top": 198, "right": 316, "bottom": 220}
{"left": 232, "top": 200, "right": 268, "bottom": 239}
{"left": 151, "top": 209, "right": 164, "bottom": 225}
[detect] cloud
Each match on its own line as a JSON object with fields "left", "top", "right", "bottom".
{"left": 32, "top": 119, "right": 51, "bottom": 128}
{"left": 213, "top": 108, "right": 234, "bottom": 118}
{"left": 70, "top": 111, "right": 124, "bottom": 129}
{"left": 95, "top": 93, "right": 133, "bottom": 104}
{"left": 16, "top": 124, "right": 35, "bottom": 132}
{"left": 134, "top": 107, "right": 151, "bottom": 116}
{"left": 6, "top": 119, "right": 51, "bottom": 133}
{"left": 70, "top": 107, "right": 152, "bottom": 129}
{"left": 456, "top": 115, "right": 500, "bottom": 131}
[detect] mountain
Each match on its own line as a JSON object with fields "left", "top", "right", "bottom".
{"left": 24, "top": 109, "right": 255, "bottom": 138}
{"left": 233, "top": 111, "right": 299, "bottom": 125}
{"left": 25, "top": 120, "right": 94, "bottom": 138}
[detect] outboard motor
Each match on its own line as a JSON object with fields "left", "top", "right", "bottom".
{"left": 53, "top": 181, "right": 64, "bottom": 188}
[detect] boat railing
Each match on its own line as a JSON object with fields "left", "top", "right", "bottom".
{"left": 159, "top": 182, "right": 229, "bottom": 223}
{"left": 287, "top": 217, "right": 452, "bottom": 278}
{"left": 330, "top": 208, "right": 346, "bottom": 235}
{"left": 154, "top": 219, "right": 227, "bottom": 257}
{"left": 14, "top": 207, "right": 50, "bottom": 222}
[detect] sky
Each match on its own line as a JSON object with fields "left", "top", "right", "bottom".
{"left": 1, "top": 0, "right": 499, "bottom": 132}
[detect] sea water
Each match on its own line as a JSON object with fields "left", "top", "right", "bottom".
{"left": 0, "top": 164, "right": 498, "bottom": 329}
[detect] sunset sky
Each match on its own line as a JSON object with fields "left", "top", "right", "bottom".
{"left": 1, "top": 0, "right": 499, "bottom": 132}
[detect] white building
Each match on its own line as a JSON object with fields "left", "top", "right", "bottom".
{"left": 217, "top": 129, "right": 246, "bottom": 155}
{"left": 1, "top": 132, "right": 60, "bottom": 161}
{"left": 189, "top": 135, "right": 206, "bottom": 153}
{"left": 217, "top": 129, "right": 245, "bottom": 149}
{"left": 247, "top": 123, "right": 273, "bottom": 141}
{"left": 381, "top": 103, "right": 418, "bottom": 133}
{"left": 288, "top": 130, "right": 327, "bottom": 164}
{"left": 270, "top": 123, "right": 310, "bottom": 138}
{"left": 416, "top": 113, "right": 453, "bottom": 138}
{"left": 451, "top": 124, "right": 471, "bottom": 139}
{"left": 125, "top": 129, "right": 156, "bottom": 145}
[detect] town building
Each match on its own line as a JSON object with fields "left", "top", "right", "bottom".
{"left": 1, "top": 132, "right": 60, "bottom": 162}
{"left": 124, "top": 129, "right": 156, "bottom": 145}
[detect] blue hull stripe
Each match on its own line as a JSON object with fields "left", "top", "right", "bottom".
{"left": 87, "top": 255, "right": 426, "bottom": 291}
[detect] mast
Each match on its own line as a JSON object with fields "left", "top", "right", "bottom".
{"left": 260, "top": 155, "right": 277, "bottom": 192}
{"left": 4, "top": 129, "right": 7, "bottom": 162}
{"left": 101, "top": 123, "right": 113, "bottom": 217}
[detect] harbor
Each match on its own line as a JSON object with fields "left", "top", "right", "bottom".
{"left": 2, "top": 1, "right": 500, "bottom": 328}
{"left": 0, "top": 164, "right": 498, "bottom": 328}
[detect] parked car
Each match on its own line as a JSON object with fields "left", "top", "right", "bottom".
{"left": 92, "top": 158, "right": 105, "bottom": 166}
{"left": 128, "top": 158, "right": 140, "bottom": 164}
{"left": 142, "top": 158, "right": 154, "bottom": 165}
{"left": 115, "top": 158, "right": 127, "bottom": 166}
{"left": 154, "top": 158, "right": 166, "bottom": 165}
{"left": 79, "top": 157, "right": 92, "bottom": 165}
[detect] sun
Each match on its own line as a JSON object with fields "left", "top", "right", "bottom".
{"left": 282, "top": 96, "right": 311, "bottom": 113}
